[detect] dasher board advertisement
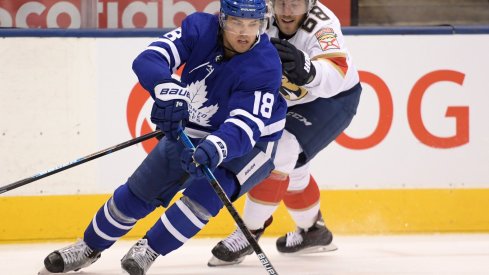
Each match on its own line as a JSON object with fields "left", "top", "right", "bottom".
{"left": 0, "top": 0, "right": 353, "bottom": 28}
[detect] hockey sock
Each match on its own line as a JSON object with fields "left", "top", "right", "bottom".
{"left": 243, "top": 174, "right": 289, "bottom": 230}
{"left": 84, "top": 184, "right": 156, "bottom": 251}
{"left": 146, "top": 168, "right": 238, "bottom": 255}
{"left": 283, "top": 175, "right": 321, "bottom": 229}
{"left": 145, "top": 197, "right": 208, "bottom": 256}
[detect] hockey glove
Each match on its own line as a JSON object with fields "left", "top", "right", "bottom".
{"left": 150, "top": 79, "right": 190, "bottom": 140}
{"left": 181, "top": 139, "right": 223, "bottom": 178}
{"left": 271, "top": 37, "right": 316, "bottom": 86}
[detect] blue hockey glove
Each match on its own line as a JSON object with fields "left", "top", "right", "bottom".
{"left": 150, "top": 79, "right": 190, "bottom": 140}
{"left": 271, "top": 37, "right": 316, "bottom": 86}
{"left": 181, "top": 139, "right": 224, "bottom": 178}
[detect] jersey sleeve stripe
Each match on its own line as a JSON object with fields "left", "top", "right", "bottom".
{"left": 146, "top": 46, "right": 171, "bottom": 68}
{"left": 229, "top": 109, "right": 265, "bottom": 130}
{"left": 261, "top": 118, "right": 286, "bottom": 137}
{"left": 313, "top": 53, "right": 349, "bottom": 77}
{"left": 153, "top": 38, "right": 182, "bottom": 72}
{"left": 224, "top": 118, "right": 256, "bottom": 147}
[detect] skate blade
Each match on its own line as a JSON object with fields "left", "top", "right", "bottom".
{"left": 281, "top": 242, "right": 338, "bottom": 256}
{"left": 207, "top": 255, "right": 245, "bottom": 267}
{"left": 38, "top": 267, "right": 54, "bottom": 275}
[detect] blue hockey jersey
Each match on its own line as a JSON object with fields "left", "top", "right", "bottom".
{"left": 133, "top": 12, "right": 286, "bottom": 162}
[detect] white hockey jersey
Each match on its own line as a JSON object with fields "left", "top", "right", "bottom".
{"left": 267, "top": 2, "right": 360, "bottom": 107}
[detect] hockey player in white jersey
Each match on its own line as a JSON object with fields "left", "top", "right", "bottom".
{"left": 39, "top": 0, "right": 287, "bottom": 274}
{"left": 209, "top": 0, "right": 362, "bottom": 266}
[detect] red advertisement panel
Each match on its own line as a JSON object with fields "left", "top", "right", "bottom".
{"left": 0, "top": 0, "right": 81, "bottom": 28}
{"left": 0, "top": 0, "right": 351, "bottom": 29}
{"left": 97, "top": 0, "right": 217, "bottom": 28}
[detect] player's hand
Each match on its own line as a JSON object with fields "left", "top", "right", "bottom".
{"left": 271, "top": 37, "right": 316, "bottom": 86}
{"left": 181, "top": 139, "right": 222, "bottom": 178}
{"left": 151, "top": 79, "right": 190, "bottom": 140}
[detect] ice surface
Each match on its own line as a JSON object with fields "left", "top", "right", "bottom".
{"left": 1, "top": 234, "right": 488, "bottom": 275}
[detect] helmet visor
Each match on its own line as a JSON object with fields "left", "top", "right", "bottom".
{"left": 221, "top": 15, "right": 268, "bottom": 36}
{"left": 271, "top": 0, "right": 309, "bottom": 16}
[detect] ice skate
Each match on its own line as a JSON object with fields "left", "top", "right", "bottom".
{"left": 208, "top": 216, "right": 272, "bottom": 267}
{"left": 276, "top": 212, "right": 337, "bottom": 254}
{"left": 121, "top": 239, "right": 159, "bottom": 275}
{"left": 40, "top": 239, "right": 101, "bottom": 273}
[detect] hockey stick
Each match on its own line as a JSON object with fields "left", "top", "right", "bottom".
{"left": 0, "top": 130, "right": 163, "bottom": 195}
{"left": 178, "top": 129, "right": 279, "bottom": 275}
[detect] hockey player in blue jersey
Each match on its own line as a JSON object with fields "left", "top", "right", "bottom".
{"left": 40, "top": 0, "right": 286, "bottom": 274}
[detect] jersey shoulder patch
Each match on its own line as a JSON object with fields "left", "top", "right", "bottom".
{"left": 314, "top": 27, "right": 340, "bottom": 52}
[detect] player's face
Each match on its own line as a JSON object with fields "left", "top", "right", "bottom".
{"left": 222, "top": 15, "right": 263, "bottom": 36}
{"left": 272, "top": 0, "right": 308, "bottom": 35}
{"left": 222, "top": 16, "right": 260, "bottom": 54}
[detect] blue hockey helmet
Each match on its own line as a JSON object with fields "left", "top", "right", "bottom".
{"left": 219, "top": 0, "right": 269, "bottom": 35}
{"left": 220, "top": 0, "right": 268, "bottom": 19}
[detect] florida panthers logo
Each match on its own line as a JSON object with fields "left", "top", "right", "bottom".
{"left": 315, "top": 27, "right": 340, "bottom": 52}
{"left": 280, "top": 75, "right": 308, "bottom": 101}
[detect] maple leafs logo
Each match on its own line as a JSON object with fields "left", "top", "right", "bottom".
{"left": 187, "top": 64, "right": 219, "bottom": 126}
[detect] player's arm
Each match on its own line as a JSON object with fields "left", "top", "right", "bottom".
{"left": 131, "top": 16, "right": 198, "bottom": 139}
{"left": 271, "top": 32, "right": 352, "bottom": 99}
{"left": 305, "top": 28, "right": 352, "bottom": 97}
{"left": 132, "top": 28, "right": 184, "bottom": 98}
{"left": 271, "top": 37, "right": 316, "bottom": 87}
{"left": 213, "top": 87, "right": 283, "bottom": 161}
{"left": 132, "top": 15, "right": 197, "bottom": 98}
{"left": 272, "top": 3, "right": 354, "bottom": 98}
{"left": 300, "top": 4, "right": 358, "bottom": 97}
{"left": 180, "top": 87, "right": 284, "bottom": 178}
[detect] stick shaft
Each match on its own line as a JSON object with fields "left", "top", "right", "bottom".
{"left": 178, "top": 130, "right": 278, "bottom": 275}
{"left": 0, "top": 130, "right": 163, "bottom": 195}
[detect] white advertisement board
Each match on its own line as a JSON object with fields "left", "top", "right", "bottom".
{"left": 1, "top": 34, "right": 488, "bottom": 196}
{"left": 315, "top": 35, "right": 489, "bottom": 189}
